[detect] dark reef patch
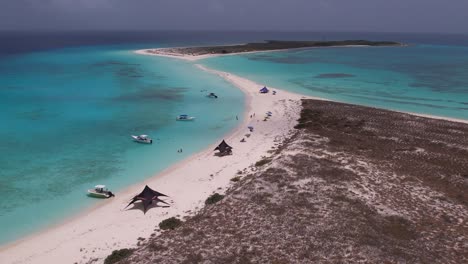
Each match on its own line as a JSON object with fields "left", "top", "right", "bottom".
{"left": 315, "top": 73, "right": 355, "bottom": 78}
{"left": 114, "top": 87, "right": 186, "bottom": 102}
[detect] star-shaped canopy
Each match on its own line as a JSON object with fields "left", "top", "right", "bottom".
{"left": 126, "top": 185, "right": 169, "bottom": 213}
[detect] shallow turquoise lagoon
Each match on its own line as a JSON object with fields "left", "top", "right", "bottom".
{"left": 0, "top": 47, "right": 244, "bottom": 244}
{"left": 201, "top": 45, "right": 468, "bottom": 120}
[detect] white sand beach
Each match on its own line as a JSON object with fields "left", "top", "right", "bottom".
{"left": 2, "top": 47, "right": 467, "bottom": 264}
{"left": 0, "top": 58, "right": 312, "bottom": 263}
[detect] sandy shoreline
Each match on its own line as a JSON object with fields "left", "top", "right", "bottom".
{"left": 0, "top": 60, "right": 309, "bottom": 264}
{"left": 136, "top": 48, "right": 468, "bottom": 124}
{"left": 2, "top": 46, "right": 467, "bottom": 264}
{"left": 134, "top": 45, "right": 376, "bottom": 61}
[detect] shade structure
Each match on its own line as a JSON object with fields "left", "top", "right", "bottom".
{"left": 126, "top": 185, "right": 169, "bottom": 213}
{"left": 260, "top": 86, "right": 269, "bottom": 93}
{"left": 214, "top": 140, "right": 233, "bottom": 154}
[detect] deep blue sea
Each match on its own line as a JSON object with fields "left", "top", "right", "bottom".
{"left": 1, "top": 31, "right": 467, "bottom": 245}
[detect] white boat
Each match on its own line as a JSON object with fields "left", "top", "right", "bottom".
{"left": 176, "top": 114, "right": 195, "bottom": 121}
{"left": 131, "top": 135, "right": 153, "bottom": 144}
{"left": 87, "top": 185, "right": 114, "bottom": 198}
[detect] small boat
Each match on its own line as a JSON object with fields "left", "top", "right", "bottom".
{"left": 131, "top": 135, "right": 153, "bottom": 144}
{"left": 176, "top": 114, "right": 195, "bottom": 121}
{"left": 87, "top": 185, "right": 114, "bottom": 198}
{"left": 207, "top": 92, "right": 218, "bottom": 98}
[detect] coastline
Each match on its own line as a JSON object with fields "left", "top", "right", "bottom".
{"left": 0, "top": 61, "right": 310, "bottom": 264}
{"left": 2, "top": 46, "right": 467, "bottom": 264}
{"left": 137, "top": 48, "right": 467, "bottom": 124}
{"left": 134, "top": 44, "right": 386, "bottom": 62}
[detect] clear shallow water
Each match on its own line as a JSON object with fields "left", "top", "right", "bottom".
{"left": 201, "top": 45, "right": 468, "bottom": 120}
{"left": 0, "top": 46, "right": 244, "bottom": 244}
{"left": 1, "top": 31, "right": 468, "bottom": 245}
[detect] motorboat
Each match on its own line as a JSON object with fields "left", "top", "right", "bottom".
{"left": 207, "top": 92, "right": 218, "bottom": 98}
{"left": 176, "top": 114, "right": 195, "bottom": 121}
{"left": 87, "top": 185, "right": 114, "bottom": 198}
{"left": 131, "top": 135, "right": 153, "bottom": 144}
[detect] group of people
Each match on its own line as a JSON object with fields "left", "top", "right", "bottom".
{"left": 177, "top": 148, "right": 183, "bottom": 153}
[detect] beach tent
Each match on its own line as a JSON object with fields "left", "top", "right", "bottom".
{"left": 125, "top": 185, "right": 169, "bottom": 213}
{"left": 214, "top": 140, "right": 233, "bottom": 155}
{"left": 260, "top": 86, "right": 269, "bottom": 93}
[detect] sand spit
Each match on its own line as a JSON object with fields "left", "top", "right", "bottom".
{"left": 0, "top": 66, "right": 308, "bottom": 264}
{"left": 123, "top": 99, "right": 468, "bottom": 264}
{"left": 135, "top": 40, "right": 402, "bottom": 61}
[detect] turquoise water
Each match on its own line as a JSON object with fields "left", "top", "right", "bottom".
{"left": 0, "top": 46, "right": 244, "bottom": 244}
{"left": 2, "top": 35, "right": 468, "bottom": 246}
{"left": 201, "top": 45, "right": 468, "bottom": 120}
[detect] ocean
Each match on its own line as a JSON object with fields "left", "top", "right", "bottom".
{"left": 1, "top": 31, "right": 467, "bottom": 245}
{"left": 201, "top": 44, "right": 468, "bottom": 120}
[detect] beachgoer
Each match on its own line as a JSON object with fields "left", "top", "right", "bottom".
{"left": 236, "top": 115, "right": 238, "bottom": 120}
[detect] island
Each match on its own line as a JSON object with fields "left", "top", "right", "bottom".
{"left": 139, "top": 40, "right": 403, "bottom": 59}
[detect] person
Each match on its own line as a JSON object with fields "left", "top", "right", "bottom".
{"left": 240, "top": 138, "right": 246, "bottom": 142}
{"left": 236, "top": 115, "right": 238, "bottom": 120}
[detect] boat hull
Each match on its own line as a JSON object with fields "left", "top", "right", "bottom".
{"left": 176, "top": 117, "right": 195, "bottom": 121}
{"left": 131, "top": 135, "right": 153, "bottom": 144}
{"left": 87, "top": 190, "right": 111, "bottom": 198}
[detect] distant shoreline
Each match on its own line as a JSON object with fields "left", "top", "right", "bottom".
{"left": 136, "top": 40, "right": 404, "bottom": 61}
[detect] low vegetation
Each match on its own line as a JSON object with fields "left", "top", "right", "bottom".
{"left": 168, "top": 40, "right": 402, "bottom": 56}
{"left": 255, "top": 158, "right": 272, "bottom": 167}
{"left": 159, "top": 217, "right": 182, "bottom": 231}
{"left": 205, "top": 193, "right": 224, "bottom": 205}
{"left": 230, "top": 176, "right": 241, "bottom": 182}
{"left": 104, "top": 248, "right": 134, "bottom": 264}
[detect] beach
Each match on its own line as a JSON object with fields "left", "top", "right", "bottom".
{"left": 2, "top": 46, "right": 467, "bottom": 264}
{"left": 0, "top": 57, "right": 311, "bottom": 263}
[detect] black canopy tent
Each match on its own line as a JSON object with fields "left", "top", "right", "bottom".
{"left": 126, "top": 185, "right": 169, "bottom": 213}
{"left": 214, "top": 140, "right": 233, "bottom": 155}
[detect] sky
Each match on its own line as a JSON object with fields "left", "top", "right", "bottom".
{"left": 1, "top": 0, "right": 467, "bottom": 33}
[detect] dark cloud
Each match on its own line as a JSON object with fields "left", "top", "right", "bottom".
{"left": 0, "top": 0, "right": 467, "bottom": 33}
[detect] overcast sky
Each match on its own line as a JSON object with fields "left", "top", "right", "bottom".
{"left": 1, "top": 0, "right": 467, "bottom": 33}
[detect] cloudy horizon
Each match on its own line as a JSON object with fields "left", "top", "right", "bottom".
{"left": 1, "top": 0, "right": 467, "bottom": 34}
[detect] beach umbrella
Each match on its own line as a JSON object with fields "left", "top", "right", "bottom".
{"left": 126, "top": 185, "right": 169, "bottom": 213}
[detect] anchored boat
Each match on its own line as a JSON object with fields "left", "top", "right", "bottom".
{"left": 176, "top": 114, "right": 195, "bottom": 121}
{"left": 87, "top": 185, "right": 114, "bottom": 198}
{"left": 131, "top": 135, "right": 153, "bottom": 144}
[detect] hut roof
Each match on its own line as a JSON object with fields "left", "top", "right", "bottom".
{"left": 214, "top": 140, "right": 233, "bottom": 153}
